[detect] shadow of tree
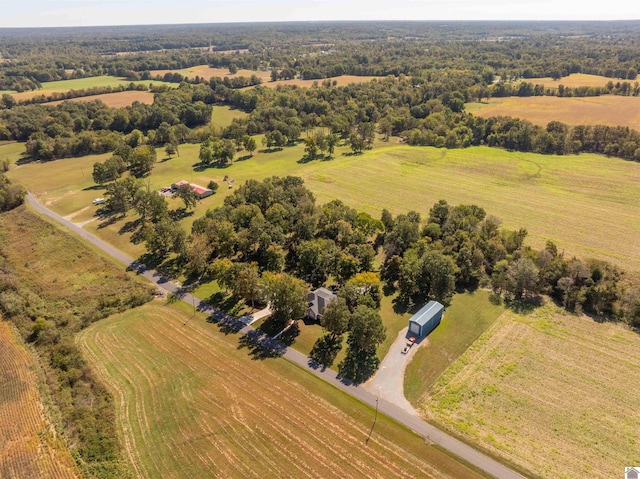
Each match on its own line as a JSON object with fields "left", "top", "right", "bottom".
{"left": 82, "top": 184, "right": 105, "bottom": 191}
{"left": 309, "top": 334, "right": 342, "bottom": 368}
{"left": 237, "top": 331, "right": 286, "bottom": 360}
{"left": 505, "top": 295, "right": 544, "bottom": 314}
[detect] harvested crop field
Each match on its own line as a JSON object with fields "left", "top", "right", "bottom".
{"left": 150, "top": 65, "right": 272, "bottom": 82}
{"left": 419, "top": 302, "right": 640, "bottom": 479}
{"left": 46, "top": 90, "right": 154, "bottom": 107}
{"left": 467, "top": 95, "right": 640, "bottom": 130}
{"left": 518, "top": 73, "right": 617, "bottom": 89}
{"left": 0, "top": 321, "right": 81, "bottom": 479}
{"left": 77, "top": 302, "right": 487, "bottom": 479}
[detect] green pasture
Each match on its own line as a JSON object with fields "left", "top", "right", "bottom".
{"left": 15, "top": 75, "right": 176, "bottom": 95}
{"left": 5, "top": 138, "right": 640, "bottom": 272}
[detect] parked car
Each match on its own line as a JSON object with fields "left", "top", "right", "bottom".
{"left": 92, "top": 198, "right": 105, "bottom": 205}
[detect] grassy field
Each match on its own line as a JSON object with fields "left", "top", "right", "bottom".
{"left": 211, "top": 105, "right": 248, "bottom": 130}
{"left": 517, "top": 73, "right": 620, "bottom": 89}
{"left": 46, "top": 90, "right": 155, "bottom": 107}
{"left": 404, "top": 291, "right": 505, "bottom": 405}
{"left": 467, "top": 95, "right": 640, "bottom": 130}
{"left": 419, "top": 301, "right": 640, "bottom": 479}
{"left": 7, "top": 76, "right": 175, "bottom": 101}
{"left": 0, "top": 321, "right": 81, "bottom": 479}
{"left": 77, "top": 301, "right": 489, "bottom": 479}
{"left": 6, "top": 141, "right": 640, "bottom": 271}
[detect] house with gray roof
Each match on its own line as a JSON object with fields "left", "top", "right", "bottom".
{"left": 306, "top": 287, "right": 337, "bottom": 320}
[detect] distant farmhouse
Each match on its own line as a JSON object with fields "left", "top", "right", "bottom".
{"left": 408, "top": 300, "right": 444, "bottom": 338}
{"left": 171, "top": 180, "right": 213, "bottom": 199}
{"left": 306, "top": 287, "right": 336, "bottom": 320}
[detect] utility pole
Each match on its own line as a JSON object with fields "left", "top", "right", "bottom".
{"left": 366, "top": 396, "right": 379, "bottom": 444}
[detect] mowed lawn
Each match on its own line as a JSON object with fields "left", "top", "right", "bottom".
{"left": 0, "top": 321, "right": 81, "bottom": 479}
{"left": 76, "top": 301, "right": 488, "bottom": 479}
{"left": 6, "top": 142, "right": 640, "bottom": 271}
{"left": 404, "top": 290, "right": 505, "bottom": 405}
{"left": 46, "top": 90, "right": 155, "bottom": 108}
{"left": 418, "top": 302, "right": 640, "bottom": 479}
{"left": 8, "top": 76, "right": 175, "bottom": 101}
{"left": 466, "top": 95, "right": 640, "bottom": 130}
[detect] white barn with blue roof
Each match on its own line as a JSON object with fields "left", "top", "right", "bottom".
{"left": 408, "top": 300, "right": 444, "bottom": 337}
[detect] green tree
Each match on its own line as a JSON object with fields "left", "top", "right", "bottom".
{"left": 175, "top": 183, "right": 199, "bottom": 210}
{"left": 105, "top": 177, "right": 140, "bottom": 216}
{"left": 319, "top": 296, "right": 350, "bottom": 339}
{"left": 261, "top": 272, "right": 307, "bottom": 325}
{"left": 233, "top": 263, "right": 261, "bottom": 308}
{"left": 243, "top": 135, "right": 257, "bottom": 156}
{"left": 507, "top": 257, "right": 539, "bottom": 299}
{"left": 144, "top": 218, "right": 186, "bottom": 258}
{"left": 304, "top": 136, "right": 319, "bottom": 160}
{"left": 135, "top": 189, "right": 168, "bottom": 223}
{"left": 129, "top": 145, "right": 157, "bottom": 177}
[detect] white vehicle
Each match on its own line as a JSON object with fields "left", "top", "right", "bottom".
{"left": 92, "top": 198, "right": 105, "bottom": 205}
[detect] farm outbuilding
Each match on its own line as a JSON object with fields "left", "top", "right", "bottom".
{"left": 408, "top": 300, "right": 444, "bottom": 338}
{"left": 170, "top": 180, "right": 213, "bottom": 199}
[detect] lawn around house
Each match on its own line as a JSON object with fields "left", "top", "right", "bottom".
{"left": 418, "top": 301, "right": 640, "bottom": 479}
{"left": 404, "top": 290, "right": 506, "bottom": 405}
{"left": 77, "top": 300, "right": 489, "bottom": 479}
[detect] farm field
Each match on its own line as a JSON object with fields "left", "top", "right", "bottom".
{"left": 6, "top": 76, "right": 175, "bottom": 101}
{"left": 404, "top": 290, "right": 505, "bottom": 405}
{"left": 466, "top": 95, "right": 640, "bottom": 130}
{"left": 150, "top": 65, "right": 272, "bottom": 82}
{"left": 256, "top": 75, "right": 385, "bottom": 89}
{"left": 6, "top": 142, "right": 640, "bottom": 272}
{"left": 517, "top": 73, "right": 617, "bottom": 89}
{"left": 418, "top": 302, "right": 640, "bottom": 479}
{"left": 77, "top": 301, "right": 488, "bottom": 479}
{"left": 0, "top": 321, "right": 81, "bottom": 479}
{"left": 46, "top": 90, "right": 155, "bottom": 107}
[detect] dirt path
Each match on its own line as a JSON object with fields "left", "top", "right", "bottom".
{"left": 364, "top": 327, "right": 419, "bottom": 415}
{"left": 25, "top": 192, "right": 529, "bottom": 479}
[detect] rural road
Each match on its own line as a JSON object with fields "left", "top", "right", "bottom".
{"left": 26, "top": 193, "right": 528, "bottom": 479}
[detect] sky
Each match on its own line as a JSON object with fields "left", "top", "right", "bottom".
{"left": 1, "top": 0, "right": 638, "bottom": 28}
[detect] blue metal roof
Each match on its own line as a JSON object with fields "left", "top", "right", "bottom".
{"left": 409, "top": 300, "right": 444, "bottom": 326}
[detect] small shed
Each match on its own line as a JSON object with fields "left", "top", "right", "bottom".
{"left": 408, "top": 300, "right": 444, "bottom": 338}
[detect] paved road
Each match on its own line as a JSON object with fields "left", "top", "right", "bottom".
{"left": 26, "top": 193, "right": 528, "bottom": 479}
